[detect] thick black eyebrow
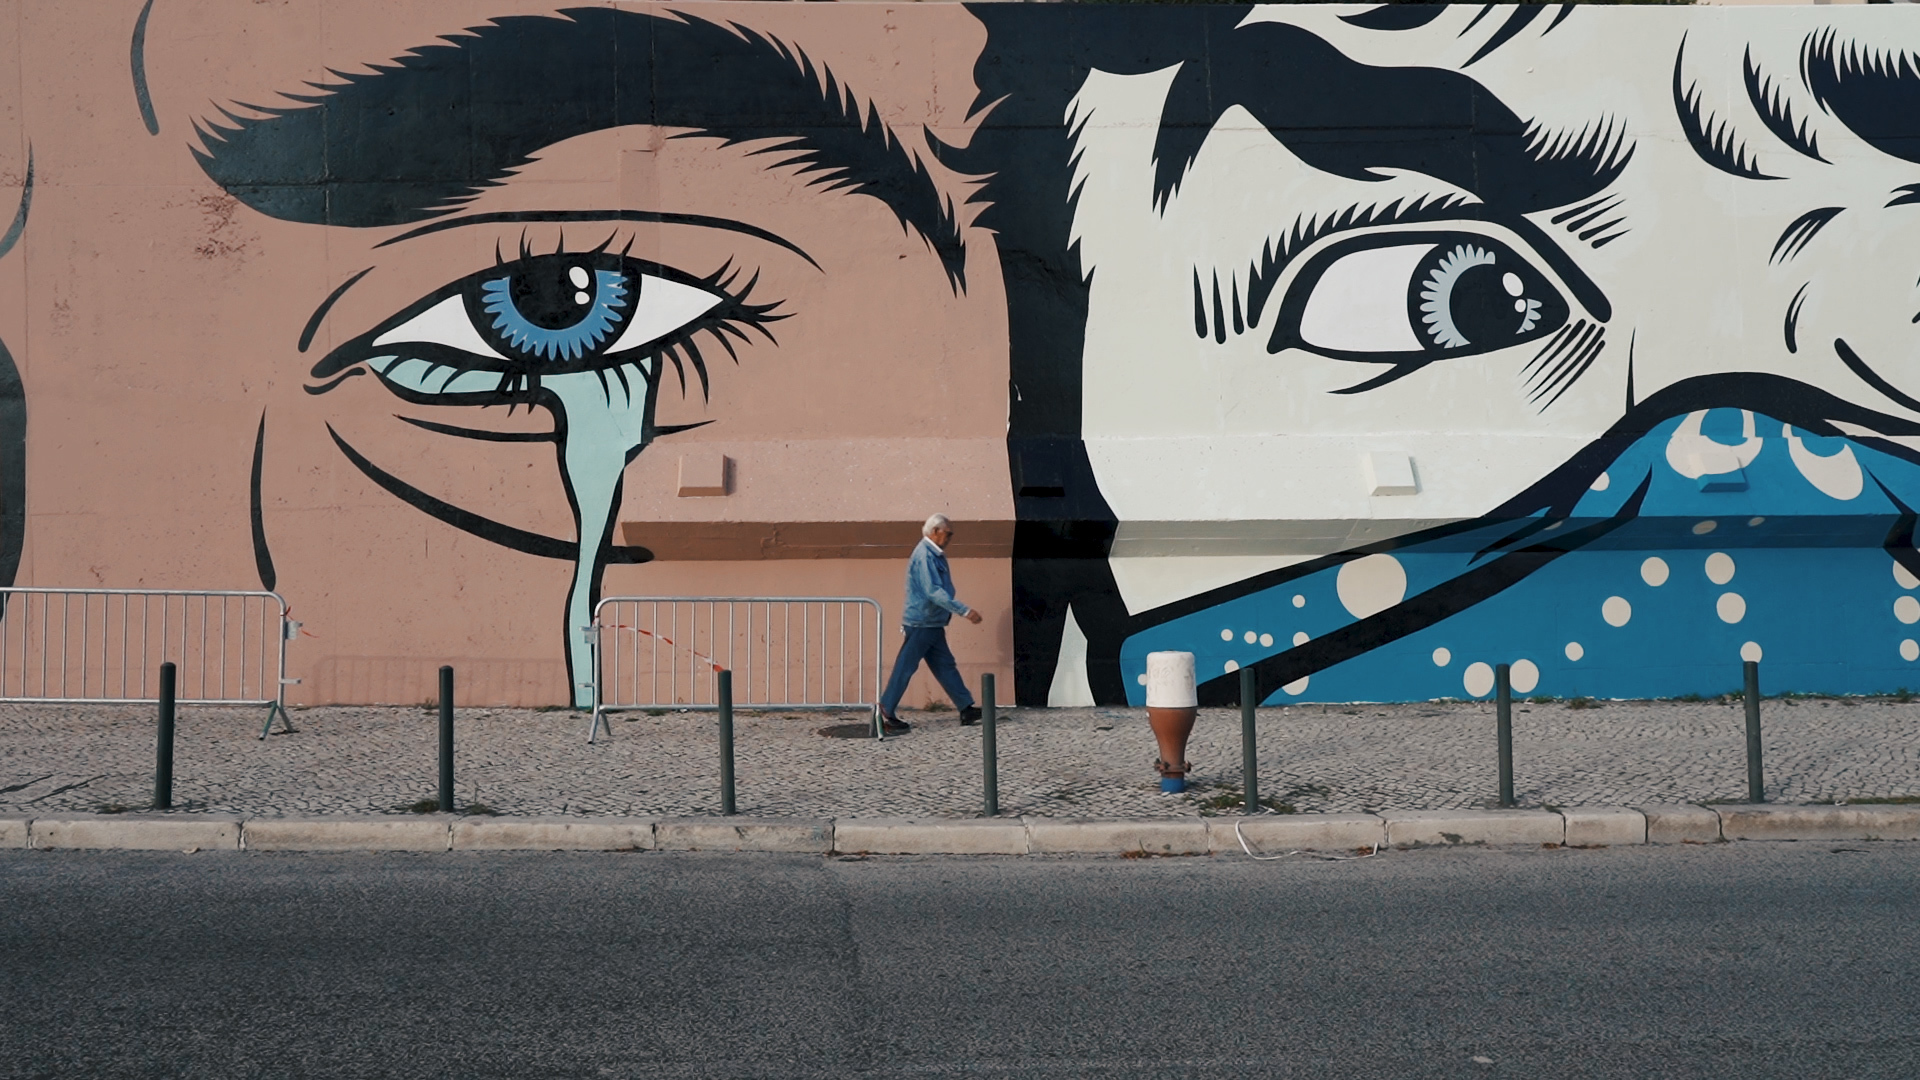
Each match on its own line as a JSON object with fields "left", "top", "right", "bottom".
{"left": 373, "top": 209, "right": 817, "bottom": 268}
{"left": 192, "top": 7, "right": 964, "bottom": 290}
{"left": 1803, "top": 31, "right": 1920, "bottom": 167}
{"left": 1148, "top": 18, "right": 1632, "bottom": 215}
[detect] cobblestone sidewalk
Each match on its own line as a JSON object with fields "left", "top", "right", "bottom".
{"left": 2, "top": 697, "right": 1918, "bottom": 819}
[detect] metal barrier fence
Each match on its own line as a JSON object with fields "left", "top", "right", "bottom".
{"left": 588, "top": 596, "right": 885, "bottom": 742}
{"left": 0, "top": 588, "right": 296, "bottom": 737}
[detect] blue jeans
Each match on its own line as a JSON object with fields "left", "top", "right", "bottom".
{"left": 880, "top": 625, "right": 974, "bottom": 717}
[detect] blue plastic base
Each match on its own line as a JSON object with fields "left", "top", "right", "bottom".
{"left": 1159, "top": 777, "right": 1187, "bottom": 794}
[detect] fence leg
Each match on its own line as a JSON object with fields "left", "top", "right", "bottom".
{"left": 154, "top": 662, "right": 175, "bottom": 810}
{"left": 1745, "top": 659, "right": 1764, "bottom": 803}
{"left": 718, "top": 670, "right": 736, "bottom": 816}
{"left": 982, "top": 673, "right": 998, "bottom": 817}
{"left": 438, "top": 665, "right": 455, "bottom": 813}
{"left": 1239, "top": 666, "right": 1259, "bottom": 814}
{"left": 1496, "top": 663, "right": 1514, "bottom": 808}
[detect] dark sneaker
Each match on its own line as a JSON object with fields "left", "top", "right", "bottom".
{"left": 881, "top": 718, "right": 912, "bottom": 735}
{"left": 958, "top": 705, "right": 982, "bottom": 726}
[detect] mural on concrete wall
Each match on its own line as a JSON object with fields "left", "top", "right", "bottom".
{"left": 10, "top": 1, "right": 1920, "bottom": 707}
{"left": 186, "top": 8, "right": 967, "bottom": 705}
{"left": 962, "top": 5, "right": 1920, "bottom": 705}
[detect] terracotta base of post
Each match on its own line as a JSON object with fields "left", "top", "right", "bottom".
{"left": 1147, "top": 705, "right": 1197, "bottom": 793}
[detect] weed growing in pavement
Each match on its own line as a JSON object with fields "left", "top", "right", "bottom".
{"left": 95, "top": 803, "right": 131, "bottom": 814}
{"left": 1566, "top": 697, "right": 1601, "bottom": 710}
{"left": 1528, "top": 696, "right": 1556, "bottom": 705}
{"left": 923, "top": 701, "right": 951, "bottom": 712}
{"left": 400, "top": 799, "right": 442, "bottom": 814}
{"left": 646, "top": 708, "right": 666, "bottom": 716}
{"left": 1896, "top": 688, "right": 1915, "bottom": 704}
{"left": 462, "top": 803, "right": 501, "bottom": 816}
{"left": 1836, "top": 795, "right": 1920, "bottom": 805}
{"left": 533, "top": 704, "right": 574, "bottom": 712}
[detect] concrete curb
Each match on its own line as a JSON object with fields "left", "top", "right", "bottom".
{"left": 2, "top": 805, "right": 1917, "bottom": 854}
{"left": 1381, "top": 809, "right": 1565, "bottom": 848}
{"left": 835, "top": 817, "right": 1029, "bottom": 856}
{"left": 1715, "top": 803, "right": 1920, "bottom": 841}
{"left": 452, "top": 817, "right": 656, "bottom": 851}
{"left": 32, "top": 814, "right": 241, "bottom": 851}
{"left": 655, "top": 818, "right": 833, "bottom": 853}
{"left": 243, "top": 816, "right": 452, "bottom": 852}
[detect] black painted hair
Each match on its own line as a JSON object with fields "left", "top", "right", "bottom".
{"left": 192, "top": 7, "right": 968, "bottom": 290}
{"left": 1803, "top": 31, "right": 1920, "bottom": 168}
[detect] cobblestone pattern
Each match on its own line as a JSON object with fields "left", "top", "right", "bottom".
{"left": 1, "top": 698, "right": 1917, "bottom": 819}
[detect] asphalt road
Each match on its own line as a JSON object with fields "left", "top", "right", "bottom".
{"left": 2, "top": 844, "right": 1916, "bottom": 1079}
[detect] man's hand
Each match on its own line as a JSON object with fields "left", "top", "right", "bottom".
{"left": 965, "top": 608, "right": 984, "bottom": 624}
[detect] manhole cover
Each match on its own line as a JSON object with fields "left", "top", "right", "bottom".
{"left": 817, "top": 723, "right": 877, "bottom": 739}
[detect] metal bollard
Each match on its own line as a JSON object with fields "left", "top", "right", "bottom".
{"left": 438, "top": 665, "right": 454, "bottom": 813}
{"left": 1495, "top": 663, "right": 1514, "bottom": 808}
{"left": 1744, "top": 659, "right": 1764, "bottom": 802}
{"left": 1240, "top": 666, "right": 1259, "bottom": 814}
{"left": 154, "top": 662, "right": 176, "bottom": 810}
{"left": 982, "top": 673, "right": 999, "bottom": 817}
{"left": 718, "top": 669, "right": 737, "bottom": 816}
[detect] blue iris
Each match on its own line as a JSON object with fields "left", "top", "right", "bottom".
{"left": 480, "top": 269, "right": 629, "bottom": 363}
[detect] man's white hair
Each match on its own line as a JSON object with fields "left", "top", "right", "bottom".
{"left": 923, "top": 513, "right": 951, "bottom": 538}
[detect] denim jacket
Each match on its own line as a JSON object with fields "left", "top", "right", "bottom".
{"left": 901, "top": 537, "right": 969, "bottom": 627}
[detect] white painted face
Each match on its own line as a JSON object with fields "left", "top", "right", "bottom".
{"left": 1068, "top": 7, "right": 1920, "bottom": 606}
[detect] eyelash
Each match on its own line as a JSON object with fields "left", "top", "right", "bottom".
{"left": 1191, "top": 194, "right": 1476, "bottom": 345}
{"left": 308, "top": 233, "right": 787, "bottom": 404}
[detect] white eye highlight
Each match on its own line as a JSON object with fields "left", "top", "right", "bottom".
{"left": 603, "top": 275, "right": 725, "bottom": 355}
{"left": 1296, "top": 243, "right": 1436, "bottom": 353}
{"left": 372, "top": 295, "right": 509, "bottom": 360}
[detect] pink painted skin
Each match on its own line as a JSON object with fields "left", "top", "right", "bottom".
{"left": 0, "top": 1, "right": 1011, "bottom": 705}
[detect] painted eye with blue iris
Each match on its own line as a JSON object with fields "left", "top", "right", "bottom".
{"left": 314, "top": 238, "right": 781, "bottom": 402}
{"left": 310, "top": 234, "right": 786, "bottom": 705}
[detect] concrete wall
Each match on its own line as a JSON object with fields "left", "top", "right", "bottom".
{"left": 1, "top": 2, "right": 1919, "bottom": 707}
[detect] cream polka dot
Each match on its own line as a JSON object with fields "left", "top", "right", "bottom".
{"left": 1590, "top": 472, "right": 1610, "bottom": 492}
{"left": 1717, "top": 592, "right": 1747, "bottom": 623}
{"left": 1602, "top": 596, "right": 1632, "bottom": 627}
{"left": 1693, "top": 520, "right": 1717, "bottom": 535}
{"left": 1224, "top": 660, "right": 1240, "bottom": 674}
{"left": 1748, "top": 516, "right": 1765, "bottom": 527}
{"left": 1220, "top": 629, "right": 1233, "bottom": 642}
{"left": 1283, "top": 676, "right": 1310, "bottom": 695}
{"left": 1293, "top": 631, "right": 1309, "bottom": 646}
{"left": 1903, "top": 639, "right": 1919, "bottom": 662}
{"left": 1432, "top": 647, "right": 1452, "bottom": 667}
{"left": 1705, "top": 552, "right": 1736, "bottom": 585}
{"left": 1740, "top": 641, "right": 1763, "bottom": 662}
{"left": 1565, "top": 642, "right": 1584, "bottom": 661}
{"left": 1336, "top": 554, "right": 1407, "bottom": 619}
{"left": 1897, "top": 596, "right": 1920, "bottom": 625}
{"left": 1511, "top": 659, "right": 1540, "bottom": 694}
{"left": 1244, "top": 631, "right": 1257, "bottom": 644}
{"left": 1292, "top": 595, "right": 1306, "bottom": 609}
{"left": 1136, "top": 673, "right": 1148, "bottom": 686}
{"left": 1259, "top": 633, "right": 1273, "bottom": 648}
{"left": 1640, "top": 557, "right": 1669, "bottom": 587}
{"left": 1896, "top": 562, "right": 1920, "bottom": 590}
{"left": 1463, "top": 662, "right": 1495, "bottom": 698}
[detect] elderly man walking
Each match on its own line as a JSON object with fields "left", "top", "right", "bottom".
{"left": 878, "top": 514, "right": 984, "bottom": 734}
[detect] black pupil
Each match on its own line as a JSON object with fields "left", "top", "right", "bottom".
{"left": 509, "top": 260, "right": 596, "bottom": 331}
{"left": 1447, "top": 264, "right": 1525, "bottom": 345}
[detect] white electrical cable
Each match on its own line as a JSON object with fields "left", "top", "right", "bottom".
{"left": 1233, "top": 807, "right": 1381, "bottom": 862}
